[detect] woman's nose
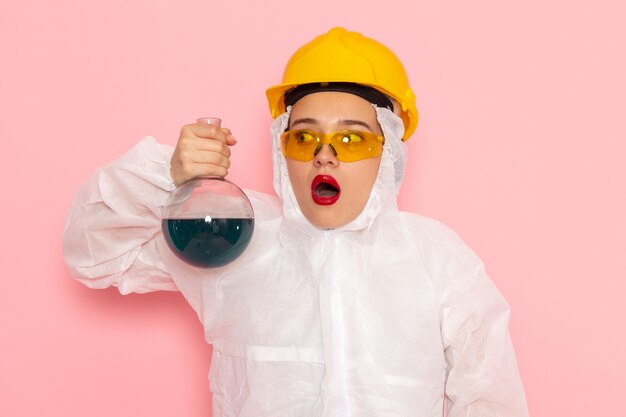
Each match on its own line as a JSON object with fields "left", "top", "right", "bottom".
{"left": 313, "top": 144, "right": 339, "bottom": 167}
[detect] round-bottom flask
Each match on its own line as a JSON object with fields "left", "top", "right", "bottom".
{"left": 161, "top": 117, "right": 255, "bottom": 268}
{"left": 162, "top": 177, "right": 255, "bottom": 268}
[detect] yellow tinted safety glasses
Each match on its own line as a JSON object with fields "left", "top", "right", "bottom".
{"left": 280, "top": 129, "right": 385, "bottom": 162}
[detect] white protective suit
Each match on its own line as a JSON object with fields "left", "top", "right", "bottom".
{"left": 63, "top": 107, "right": 529, "bottom": 417}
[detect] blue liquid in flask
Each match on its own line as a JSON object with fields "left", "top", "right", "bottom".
{"left": 162, "top": 217, "right": 254, "bottom": 268}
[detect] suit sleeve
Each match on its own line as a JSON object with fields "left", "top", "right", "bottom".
{"left": 62, "top": 136, "right": 177, "bottom": 294}
{"left": 438, "top": 242, "right": 529, "bottom": 416}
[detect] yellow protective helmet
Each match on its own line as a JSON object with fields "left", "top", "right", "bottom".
{"left": 266, "top": 27, "right": 418, "bottom": 140}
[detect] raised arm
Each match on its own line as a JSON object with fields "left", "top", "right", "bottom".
{"left": 63, "top": 123, "right": 237, "bottom": 294}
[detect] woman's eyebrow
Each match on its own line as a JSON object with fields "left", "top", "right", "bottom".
{"left": 337, "top": 119, "right": 374, "bottom": 131}
{"left": 289, "top": 117, "right": 374, "bottom": 131}
{"left": 290, "top": 117, "right": 318, "bottom": 128}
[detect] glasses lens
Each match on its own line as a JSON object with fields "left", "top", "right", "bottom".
{"left": 281, "top": 130, "right": 318, "bottom": 161}
{"left": 281, "top": 130, "right": 383, "bottom": 162}
{"left": 331, "top": 131, "right": 384, "bottom": 162}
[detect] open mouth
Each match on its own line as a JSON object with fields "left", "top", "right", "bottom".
{"left": 311, "top": 175, "right": 341, "bottom": 205}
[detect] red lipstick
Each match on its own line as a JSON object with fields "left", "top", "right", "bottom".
{"left": 311, "top": 175, "right": 341, "bottom": 205}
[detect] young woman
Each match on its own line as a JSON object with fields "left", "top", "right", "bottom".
{"left": 63, "top": 27, "right": 528, "bottom": 417}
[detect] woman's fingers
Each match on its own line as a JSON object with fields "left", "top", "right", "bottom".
{"left": 170, "top": 123, "right": 237, "bottom": 186}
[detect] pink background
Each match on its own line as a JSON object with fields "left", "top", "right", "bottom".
{"left": 1, "top": 0, "right": 625, "bottom": 415}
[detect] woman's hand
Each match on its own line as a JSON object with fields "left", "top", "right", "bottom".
{"left": 170, "top": 123, "right": 237, "bottom": 186}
